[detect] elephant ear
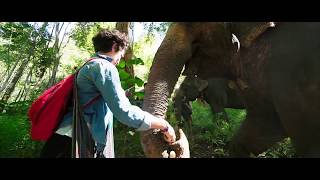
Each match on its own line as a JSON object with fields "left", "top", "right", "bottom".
{"left": 232, "top": 22, "right": 276, "bottom": 48}
{"left": 194, "top": 78, "right": 208, "bottom": 92}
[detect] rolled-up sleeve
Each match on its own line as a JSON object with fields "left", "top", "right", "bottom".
{"left": 90, "top": 61, "right": 156, "bottom": 131}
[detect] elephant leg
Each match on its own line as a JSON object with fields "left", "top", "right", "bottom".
{"left": 273, "top": 93, "right": 320, "bottom": 157}
{"left": 174, "top": 110, "right": 184, "bottom": 129}
{"left": 292, "top": 137, "right": 320, "bottom": 157}
{"left": 212, "top": 111, "right": 226, "bottom": 125}
{"left": 268, "top": 72, "right": 320, "bottom": 157}
{"left": 208, "top": 101, "right": 226, "bottom": 124}
{"left": 179, "top": 101, "right": 193, "bottom": 139}
{"left": 186, "top": 116, "right": 193, "bottom": 141}
{"left": 222, "top": 109, "right": 230, "bottom": 122}
{"left": 181, "top": 113, "right": 192, "bottom": 139}
{"left": 177, "top": 117, "right": 184, "bottom": 129}
{"left": 229, "top": 117, "right": 287, "bottom": 157}
{"left": 210, "top": 107, "right": 219, "bottom": 125}
{"left": 229, "top": 101, "right": 287, "bottom": 157}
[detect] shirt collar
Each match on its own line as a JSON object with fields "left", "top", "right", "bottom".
{"left": 96, "top": 53, "right": 113, "bottom": 63}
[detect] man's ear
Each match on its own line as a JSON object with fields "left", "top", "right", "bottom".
{"left": 112, "top": 43, "right": 117, "bottom": 52}
{"left": 195, "top": 79, "right": 208, "bottom": 92}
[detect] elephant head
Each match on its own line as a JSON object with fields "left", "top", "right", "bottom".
{"left": 176, "top": 76, "right": 209, "bottom": 102}
{"left": 140, "top": 22, "right": 273, "bottom": 158}
{"left": 172, "top": 76, "right": 208, "bottom": 130}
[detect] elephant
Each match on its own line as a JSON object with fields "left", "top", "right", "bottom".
{"left": 172, "top": 76, "right": 245, "bottom": 136}
{"left": 140, "top": 22, "right": 320, "bottom": 158}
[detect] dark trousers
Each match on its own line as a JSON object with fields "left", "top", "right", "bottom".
{"left": 40, "top": 133, "right": 106, "bottom": 158}
{"left": 40, "top": 133, "right": 72, "bottom": 158}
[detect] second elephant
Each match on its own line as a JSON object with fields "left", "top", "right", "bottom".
{"left": 173, "top": 76, "right": 245, "bottom": 132}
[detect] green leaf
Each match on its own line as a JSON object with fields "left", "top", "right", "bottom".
{"left": 121, "top": 81, "right": 128, "bottom": 90}
{"left": 118, "top": 69, "right": 130, "bottom": 80}
{"left": 126, "top": 58, "right": 144, "bottom": 66}
{"left": 126, "top": 77, "right": 144, "bottom": 87}
{"left": 133, "top": 91, "right": 145, "bottom": 99}
{"left": 134, "top": 77, "right": 144, "bottom": 87}
{"left": 118, "top": 60, "right": 126, "bottom": 68}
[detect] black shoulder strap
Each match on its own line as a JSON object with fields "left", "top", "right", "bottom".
{"left": 71, "top": 58, "right": 97, "bottom": 158}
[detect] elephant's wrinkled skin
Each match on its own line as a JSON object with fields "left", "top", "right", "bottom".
{"left": 141, "top": 22, "right": 320, "bottom": 157}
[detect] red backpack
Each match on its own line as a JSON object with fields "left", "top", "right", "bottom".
{"left": 28, "top": 58, "right": 98, "bottom": 141}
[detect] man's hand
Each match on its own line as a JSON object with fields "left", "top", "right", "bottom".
{"left": 162, "top": 122, "right": 176, "bottom": 144}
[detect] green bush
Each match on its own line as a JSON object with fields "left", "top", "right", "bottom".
{"left": 1, "top": 100, "right": 32, "bottom": 115}
{"left": 0, "top": 114, "right": 44, "bottom": 158}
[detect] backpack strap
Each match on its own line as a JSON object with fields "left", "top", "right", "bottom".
{"left": 82, "top": 94, "right": 101, "bottom": 109}
{"left": 72, "top": 56, "right": 113, "bottom": 158}
{"left": 76, "top": 57, "right": 102, "bottom": 109}
{"left": 71, "top": 57, "right": 99, "bottom": 158}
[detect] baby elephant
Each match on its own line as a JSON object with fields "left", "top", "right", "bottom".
{"left": 172, "top": 76, "right": 245, "bottom": 136}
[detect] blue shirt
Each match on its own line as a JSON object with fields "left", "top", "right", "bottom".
{"left": 56, "top": 54, "right": 157, "bottom": 146}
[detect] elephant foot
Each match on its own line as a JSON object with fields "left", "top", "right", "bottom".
{"left": 294, "top": 141, "right": 320, "bottom": 158}
{"left": 228, "top": 141, "right": 252, "bottom": 158}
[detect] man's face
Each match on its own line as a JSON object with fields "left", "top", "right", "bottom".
{"left": 111, "top": 45, "right": 126, "bottom": 66}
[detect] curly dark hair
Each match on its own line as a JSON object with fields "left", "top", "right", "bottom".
{"left": 92, "top": 29, "right": 129, "bottom": 53}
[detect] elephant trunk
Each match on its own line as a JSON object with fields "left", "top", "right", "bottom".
{"left": 140, "top": 23, "right": 193, "bottom": 158}
{"left": 142, "top": 51, "right": 187, "bottom": 118}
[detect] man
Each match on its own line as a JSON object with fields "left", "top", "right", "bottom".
{"left": 40, "top": 29, "right": 176, "bottom": 158}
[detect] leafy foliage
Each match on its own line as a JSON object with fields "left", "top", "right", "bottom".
{"left": 0, "top": 114, "right": 44, "bottom": 157}
{"left": 70, "top": 22, "right": 116, "bottom": 53}
{"left": 142, "top": 22, "right": 171, "bottom": 38}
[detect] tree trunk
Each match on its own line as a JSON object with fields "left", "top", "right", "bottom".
{"left": 0, "top": 29, "right": 15, "bottom": 93}
{"left": 34, "top": 23, "right": 56, "bottom": 80}
{"left": 0, "top": 71, "right": 6, "bottom": 88}
{"left": 1, "top": 58, "right": 30, "bottom": 104}
{"left": 47, "top": 22, "right": 71, "bottom": 88}
{"left": 47, "top": 56, "right": 60, "bottom": 88}
{"left": 116, "top": 22, "right": 135, "bottom": 89}
{"left": 21, "top": 66, "right": 33, "bottom": 101}
{"left": 58, "top": 23, "right": 71, "bottom": 50}
{"left": 0, "top": 40, "right": 36, "bottom": 105}
{"left": 14, "top": 89, "right": 23, "bottom": 102}
{"left": 47, "top": 23, "right": 62, "bottom": 87}
{"left": 29, "top": 75, "right": 45, "bottom": 100}
{"left": 0, "top": 56, "right": 22, "bottom": 94}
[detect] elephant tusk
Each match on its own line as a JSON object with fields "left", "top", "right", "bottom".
{"left": 269, "top": 22, "right": 276, "bottom": 27}
{"left": 232, "top": 33, "right": 241, "bottom": 52}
